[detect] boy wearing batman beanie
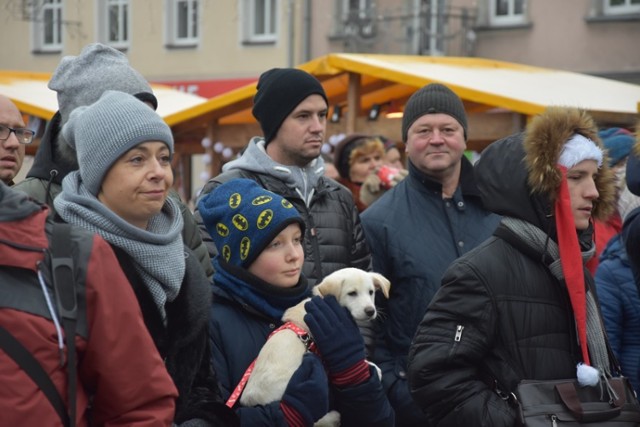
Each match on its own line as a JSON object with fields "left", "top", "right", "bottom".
{"left": 199, "top": 179, "right": 394, "bottom": 427}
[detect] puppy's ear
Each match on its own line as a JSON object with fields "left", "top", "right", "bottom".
{"left": 370, "top": 273, "right": 391, "bottom": 299}
{"left": 314, "top": 276, "right": 344, "bottom": 298}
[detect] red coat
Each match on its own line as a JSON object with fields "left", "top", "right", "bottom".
{"left": 587, "top": 214, "right": 622, "bottom": 275}
{"left": 0, "top": 207, "right": 178, "bottom": 426}
{"left": 338, "top": 178, "right": 368, "bottom": 212}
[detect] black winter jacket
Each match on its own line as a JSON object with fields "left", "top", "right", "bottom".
{"left": 113, "top": 245, "right": 238, "bottom": 426}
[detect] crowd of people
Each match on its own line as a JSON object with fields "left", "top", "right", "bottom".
{"left": 1, "top": 41, "right": 640, "bottom": 427}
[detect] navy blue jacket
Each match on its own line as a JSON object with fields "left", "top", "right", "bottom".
{"left": 361, "top": 158, "right": 501, "bottom": 425}
{"left": 596, "top": 232, "right": 640, "bottom": 392}
{"left": 209, "top": 283, "right": 395, "bottom": 426}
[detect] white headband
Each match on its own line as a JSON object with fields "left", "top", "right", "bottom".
{"left": 557, "top": 134, "right": 603, "bottom": 169}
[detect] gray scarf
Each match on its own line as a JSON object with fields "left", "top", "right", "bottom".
{"left": 55, "top": 171, "right": 185, "bottom": 321}
{"left": 501, "top": 216, "right": 610, "bottom": 376}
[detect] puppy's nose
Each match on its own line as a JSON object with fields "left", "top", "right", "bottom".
{"left": 365, "top": 307, "right": 376, "bottom": 318}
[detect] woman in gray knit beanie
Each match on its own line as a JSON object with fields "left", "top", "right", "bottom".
{"left": 54, "top": 91, "right": 238, "bottom": 427}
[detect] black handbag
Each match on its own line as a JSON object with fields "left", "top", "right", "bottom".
{"left": 514, "top": 376, "right": 640, "bottom": 426}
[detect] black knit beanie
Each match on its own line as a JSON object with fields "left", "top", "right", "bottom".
{"left": 401, "top": 83, "right": 468, "bottom": 142}
{"left": 252, "top": 68, "right": 328, "bottom": 143}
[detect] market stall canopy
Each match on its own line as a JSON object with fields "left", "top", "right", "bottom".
{"left": 0, "top": 70, "right": 207, "bottom": 121}
{"left": 167, "top": 53, "right": 640, "bottom": 139}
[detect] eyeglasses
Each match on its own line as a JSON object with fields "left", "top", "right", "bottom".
{"left": 0, "top": 124, "right": 35, "bottom": 145}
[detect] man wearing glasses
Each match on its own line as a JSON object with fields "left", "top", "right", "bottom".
{"left": 0, "top": 95, "right": 34, "bottom": 186}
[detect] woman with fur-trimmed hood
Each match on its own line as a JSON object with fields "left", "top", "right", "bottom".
{"left": 406, "top": 107, "right": 618, "bottom": 426}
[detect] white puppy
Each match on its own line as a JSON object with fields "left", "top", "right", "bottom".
{"left": 239, "top": 268, "right": 391, "bottom": 426}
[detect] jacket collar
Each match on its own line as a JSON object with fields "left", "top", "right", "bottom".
{"left": 408, "top": 156, "right": 483, "bottom": 201}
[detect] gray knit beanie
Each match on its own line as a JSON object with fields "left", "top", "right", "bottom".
{"left": 401, "top": 83, "right": 468, "bottom": 142}
{"left": 62, "top": 91, "right": 174, "bottom": 196}
{"left": 49, "top": 43, "right": 157, "bottom": 126}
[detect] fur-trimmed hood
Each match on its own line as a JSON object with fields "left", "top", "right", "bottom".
{"left": 476, "top": 107, "right": 615, "bottom": 232}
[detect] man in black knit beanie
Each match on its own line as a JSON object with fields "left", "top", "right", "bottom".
{"left": 194, "top": 67, "right": 372, "bottom": 288}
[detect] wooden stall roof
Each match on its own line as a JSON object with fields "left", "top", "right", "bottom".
{"left": 166, "top": 53, "right": 640, "bottom": 138}
{"left": 0, "top": 69, "right": 207, "bottom": 121}
{"left": 3, "top": 54, "right": 639, "bottom": 139}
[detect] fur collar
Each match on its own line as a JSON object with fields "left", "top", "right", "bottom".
{"left": 524, "top": 107, "right": 615, "bottom": 221}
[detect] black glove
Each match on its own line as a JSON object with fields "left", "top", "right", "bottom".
{"left": 304, "top": 295, "right": 367, "bottom": 375}
{"left": 280, "top": 353, "right": 329, "bottom": 426}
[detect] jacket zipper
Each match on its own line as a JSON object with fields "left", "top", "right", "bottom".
{"left": 454, "top": 325, "right": 464, "bottom": 341}
{"left": 448, "top": 325, "right": 464, "bottom": 358}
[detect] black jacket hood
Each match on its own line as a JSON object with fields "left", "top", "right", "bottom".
{"left": 0, "top": 182, "right": 43, "bottom": 221}
{"left": 474, "top": 132, "right": 551, "bottom": 230}
{"left": 26, "top": 112, "right": 78, "bottom": 185}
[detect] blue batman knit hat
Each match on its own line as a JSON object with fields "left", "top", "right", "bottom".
{"left": 598, "top": 127, "right": 634, "bottom": 167}
{"left": 61, "top": 90, "right": 174, "bottom": 196}
{"left": 198, "top": 179, "right": 305, "bottom": 267}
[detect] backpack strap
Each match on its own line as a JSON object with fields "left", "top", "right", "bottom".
{"left": 51, "top": 223, "right": 78, "bottom": 427}
{"left": 0, "top": 324, "right": 70, "bottom": 425}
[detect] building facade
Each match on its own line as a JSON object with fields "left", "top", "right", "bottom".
{"left": 1, "top": 0, "right": 638, "bottom": 196}
{"left": 313, "top": 0, "right": 640, "bottom": 84}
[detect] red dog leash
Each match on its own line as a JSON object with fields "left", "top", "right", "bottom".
{"left": 226, "top": 322, "right": 317, "bottom": 408}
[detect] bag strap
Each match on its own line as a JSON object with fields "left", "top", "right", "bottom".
{"left": 555, "top": 381, "right": 623, "bottom": 421}
{"left": 51, "top": 223, "right": 78, "bottom": 427}
{"left": 0, "top": 324, "right": 70, "bottom": 426}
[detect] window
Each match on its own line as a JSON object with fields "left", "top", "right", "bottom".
{"left": 489, "top": 0, "right": 527, "bottom": 26}
{"left": 342, "top": 0, "right": 373, "bottom": 21}
{"left": 32, "top": 0, "right": 63, "bottom": 52}
{"left": 604, "top": 0, "right": 640, "bottom": 15}
{"left": 335, "top": 0, "right": 376, "bottom": 38}
{"left": 418, "top": 0, "right": 446, "bottom": 55}
{"left": 166, "top": 0, "right": 199, "bottom": 47}
{"left": 99, "top": 0, "right": 130, "bottom": 49}
{"left": 243, "top": 0, "right": 278, "bottom": 43}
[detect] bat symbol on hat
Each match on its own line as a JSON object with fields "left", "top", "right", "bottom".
{"left": 252, "top": 195, "right": 273, "bottom": 206}
{"left": 216, "top": 223, "right": 229, "bottom": 237}
{"left": 229, "top": 193, "right": 241, "bottom": 208}
{"left": 257, "top": 209, "right": 273, "bottom": 230}
{"left": 232, "top": 214, "right": 248, "bottom": 231}
{"left": 240, "top": 237, "right": 250, "bottom": 260}
{"left": 222, "top": 245, "right": 231, "bottom": 262}
{"left": 281, "top": 199, "right": 293, "bottom": 209}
